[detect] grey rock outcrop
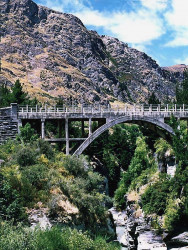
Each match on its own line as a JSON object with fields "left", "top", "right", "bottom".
{"left": 28, "top": 207, "right": 52, "bottom": 230}
{"left": 109, "top": 198, "right": 167, "bottom": 249}
{"left": 169, "top": 232, "right": 188, "bottom": 246}
{"left": 0, "top": 0, "right": 186, "bottom": 104}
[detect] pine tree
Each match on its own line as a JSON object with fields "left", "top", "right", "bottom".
{"left": 11, "top": 79, "right": 27, "bottom": 104}
{"left": 0, "top": 84, "right": 11, "bottom": 107}
{"left": 148, "top": 92, "right": 160, "bottom": 104}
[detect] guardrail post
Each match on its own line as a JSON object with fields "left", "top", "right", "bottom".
{"left": 183, "top": 104, "right": 185, "bottom": 112}
{"left": 141, "top": 104, "right": 143, "bottom": 112}
{"left": 26, "top": 105, "right": 28, "bottom": 113}
{"left": 158, "top": 104, "right": 160, "bottom": 112}
{"left": 175, "top": 104, "right": 176, "bottom": 112}
{"left": 149, "top": 104, "right": 152, "bottom": 112}
{"left": 167, "top": 104, "right": 169, "bottom": 112}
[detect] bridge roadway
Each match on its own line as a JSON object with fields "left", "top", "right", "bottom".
{"left": 10, "top": 104, "right": 188, "bottom": 155}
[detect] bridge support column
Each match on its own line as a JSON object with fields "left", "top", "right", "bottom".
{"left": 89, "top": 118, "right": 92, "bottom": 136}
{"left": 17, "top": 119, "right": 22, "bottom": 134}
{"left": 41, "top": 119, "right": 45, "bottom": 139}
{"left": 65, "top": 118, "right": 69, "bottom": 155}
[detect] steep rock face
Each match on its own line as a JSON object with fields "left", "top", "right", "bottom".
{"left": 102, "top": 36, "right": 178, "bottom": 103}
{"left": 0, "top": 0, "right": 185, "bottom": 104}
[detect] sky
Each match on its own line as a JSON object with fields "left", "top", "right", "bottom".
{"left": 36, "top": 0, "right": 188, "bottom": 67}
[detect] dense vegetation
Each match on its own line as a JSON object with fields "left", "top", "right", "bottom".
{"left": 85, "top": 124, "right": 142, "bottom": 196}
{"left": 0, "top": 126, "right": 120, "bottom": 248}
{"left": 113, "top": 118, "right": 188, "bottom": 232}
{"left": 0, "top": 222, "right": 119, "bottom": 250}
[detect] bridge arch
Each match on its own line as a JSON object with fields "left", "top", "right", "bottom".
{"left": 73, "top": 116, "right": 175, "bottom": 156}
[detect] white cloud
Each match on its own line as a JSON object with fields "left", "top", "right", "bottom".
{"left": 131, "top": 44, "right": 147, "bottom": 52}
{"left": 39, "top": 0, "right": 87, "bottom": 13}
{"left": 74, "top": 9, "right": 109, "bottom": 27}
{"left": 38, "top": 0, "right": 166, "bottom": 46}
{"left": 140, "top": 0, "right": 168, "bottom": 11}
{"left": 75, "top": 9, "right": 165, "bottom": 44}
{"left": 165, "top": 0, "right": 188, "bottom": 46}
{"left": 175, "top": 56, "right": 188, "bottom": 65}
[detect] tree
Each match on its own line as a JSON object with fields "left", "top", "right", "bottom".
{"left": 11, "top": 79, "right": 28, "bottom": 104}
{"left": 176, "top": 70, "right": 188, "bottom": 104}
{"left": 0, "top": 84, "right": 11, "bottom": 107}
{"left": 17, "top": 123, "right": 38, "bottom": 144}
{"left": 114, "top": 136, "right": 152, "bottom": 207}
{"left": 148, "top": 92, "right": 160, "bottom": 104}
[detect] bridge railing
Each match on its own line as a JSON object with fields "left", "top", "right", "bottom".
{"left": 18, "top": 104, "right": 188, "bottom": 114}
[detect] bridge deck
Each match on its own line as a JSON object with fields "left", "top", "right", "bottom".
{"left": 18, "top": 104, "right": 188, "bottom": 119}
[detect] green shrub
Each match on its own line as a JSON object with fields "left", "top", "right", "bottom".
{"left": 16, "top": 147, "right": 36, "bottom": 167}
{"left": 63, "top": 155, "right": 88, "bottom": 178}
{"left": 0, "top": 223, "right": 120, "bottom": 250}
{"left": 141, "top": 175, "right": 171, "bottom": 215}
{"left": 37, "top": 139, "right": 54, "bottom": 159}
{"left": 22, "top": 164, "right": 49, "bottom": 190}
{"left": 48, "top": 155, "right": 110, "bottom": 230}
{"left": 114, "top": 136, "right": 152, "bottom": 208}
{"left": 164, "top": 198, "right": 182, "bottom": 231}
{"left": 17, "top": 123, "right": 38, "bottom": 143}
{"left": 0, "top": 174, "right": 26, "bottom": 222}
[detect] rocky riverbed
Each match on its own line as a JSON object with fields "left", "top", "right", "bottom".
{"left": 109, "top": 205, "right": 188, "bottom": 250}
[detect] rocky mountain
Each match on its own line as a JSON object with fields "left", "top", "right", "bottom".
{"left": 0, "top": 0, "right": 186, "bottom": 105}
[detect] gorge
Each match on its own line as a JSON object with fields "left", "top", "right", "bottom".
{"left": 0, "top": 0, "right": 188, "bottom": 249}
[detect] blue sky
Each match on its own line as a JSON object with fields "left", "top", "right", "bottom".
{"left": 36, "top": 0, "right": 188, "bottom": 67}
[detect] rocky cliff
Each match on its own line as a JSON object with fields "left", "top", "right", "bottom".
{"left": 0, "top": 0, "right": 186, "bottom": 104}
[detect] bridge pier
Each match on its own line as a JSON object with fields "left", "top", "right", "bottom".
{"left": 18, "top": 119, "right": 22, "bottom": 134}
{"left": 65, "top": 118, "right": 69, "bottom": 155}
{"left": 41, "top": 119, "right": 45, "bottom": 139}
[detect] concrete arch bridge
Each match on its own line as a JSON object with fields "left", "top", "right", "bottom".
{"left": 0, "top": 104, "right": 188, "bottom": 155}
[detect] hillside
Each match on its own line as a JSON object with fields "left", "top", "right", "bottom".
{"left": 0, "top": 0, "right": 186, "bottom": 104}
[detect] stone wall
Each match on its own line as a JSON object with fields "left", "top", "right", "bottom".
{"left": 0, "top": 107, "right": 18, "bottom": 144}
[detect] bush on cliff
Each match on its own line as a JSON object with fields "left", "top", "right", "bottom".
{"left": 141, "top": 174, "right": 171, "bottom": 215}
{"left": 114, "top": 136, "right": 153, "bottom": 208}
